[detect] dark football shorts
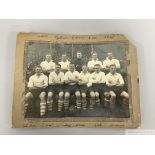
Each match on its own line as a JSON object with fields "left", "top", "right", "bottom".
{"left": 90, "top": 83, "right": 106, "bottom": 94}
{"left": 48, "top": 84, "right": 64, "bottom": 94}
{"left": 107, "top": 86, "right": 125, "bottom": 96}
{"left": 30, "top": 88, "right": 46, "bottom": 98}
{"left": 79, "top": 84, "right": 90, "bottom": 94}
{"left": 65, "top": 84, "right": 79, "bottom": 95}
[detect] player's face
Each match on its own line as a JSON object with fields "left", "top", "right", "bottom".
{"left": 94, "top": 65, "right": 100, "bottom": 73}
{"left": 62, "top": 55, "right": 67, "bottom": 61}
{"left": 46, "top": 54, "right": 52, "bottom": 61}
{"left": 69, "top": 64, "right": 75, "bottom": 72}
{"left": 35, "top": 67, "right": 42, "bottom": 75}
{"left": 107, "top": 53, "right": 113, "bottom": 59}
{"left": 92, "top": 54, "right": 97, "bottom": 60}
{"left": 55, "top": 65, "right": 61, "bottom": 72}
{"left": 82, "top": 66, "right": 87, "bottom": 73}
{"left": 110, "top": 65, "right": 116, "bottom": 74}
{"left": 77, "top": 53, "right": 82, "bottom": 59}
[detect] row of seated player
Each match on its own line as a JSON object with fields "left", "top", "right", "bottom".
{"left": 25, "top": 63, "right": 129, "bottom": 117}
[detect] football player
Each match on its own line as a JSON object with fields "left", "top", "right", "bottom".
{"left": 78, "top": 65, "right": 90, "bottom": 110}
{"left": 40, "top": 54, "right": 56, "bottom": 77}
{"left": 105, "top": 64, "right": 129, "bottom": 108}
{"left": 47, "top": 64, "right": 65, "bottom": 113}
{"left": 25, "top": 66, "right": 48, "bottom": 117}
{"left": 59, "top": 54, "right": 70, "bottom": 73}
{"left": 103, "top": 52, "right": 120, "bottom": 74}
{"left": 64, "top": 63, "right": 81, "bottom": 111}
{"left": 89, "top": 64, "right": 106, "bottom": 109}
{"left": 87, "top": 52, "right": 103, "bottom": 72}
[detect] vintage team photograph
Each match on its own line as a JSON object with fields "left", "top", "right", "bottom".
{"left": 12, "top": 33, "right": 140, "bottom": 128}
{"left": 25, "top": 41, "right": 129, "bottom": 118}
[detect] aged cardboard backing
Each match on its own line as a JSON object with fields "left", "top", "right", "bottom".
{"left": 12, "top": 33, "right": 141, "bottom": 128}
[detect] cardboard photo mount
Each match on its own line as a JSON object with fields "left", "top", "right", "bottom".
{"left": 12, "top": 33, "right": 141, "bottom": 128}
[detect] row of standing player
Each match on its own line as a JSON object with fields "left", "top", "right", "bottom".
{"left": 40, "top": 51, "right": 121, "bottom": 74}
{"left": 25, "top": 52, "right": 128, "bottom": 117}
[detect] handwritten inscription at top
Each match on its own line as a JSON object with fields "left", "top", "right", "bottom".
{"left": 54, "top": 35, "right": 116, "bottom": 40}
{"left": 37, "top": 34, "right": 118, "bottom": 40}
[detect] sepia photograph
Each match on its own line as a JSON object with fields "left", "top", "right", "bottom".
{"left": 24, "top": 41, "right": 129, "bottom": 118}
{"left": 12, "top": 33, "right": 140, "bottom": 128}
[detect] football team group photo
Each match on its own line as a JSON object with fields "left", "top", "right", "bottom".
{"left": 24, "top": 42, "right": 129, "bottom": 118}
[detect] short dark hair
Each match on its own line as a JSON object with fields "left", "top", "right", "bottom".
{"left": 110, "top": 64, "right": 116, "bottom": 68}
{"left": 35, "top": 66, "right": 42, "bottom": 72}
{"left": 94, "top": 64, "right": 101, "bottom": 67}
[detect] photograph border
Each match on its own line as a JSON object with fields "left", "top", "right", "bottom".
{"left": 12, "top": 33, "right": 141, "bottom": 128}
